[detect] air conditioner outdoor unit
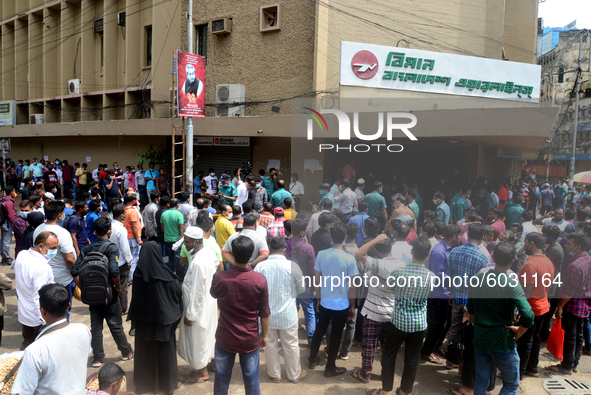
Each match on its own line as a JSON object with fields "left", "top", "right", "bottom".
{"left": 215, "top": 84, "right": 245, "bottom": 117}
{"left": 30, "top": 114, "right": 44, "bottom": 124}
{"left": 118, "top": 12, "right": 126, "bottom": 26}
{"left": 68, "top": 78, "right": 81, "bottom": 94}
{"left": 211, "top": 18, "right": 232, "bottom": 35}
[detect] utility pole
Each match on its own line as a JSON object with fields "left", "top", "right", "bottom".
{"left": 568, "top": 33, "right": 583, "bottom": 205}
{"left": 546, "top": 130, "right": 552, "bottom": 182}
{"left": 186, "top": 0, "right": 194, "bottom": 205}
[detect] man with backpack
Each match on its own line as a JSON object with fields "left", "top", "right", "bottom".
{"left": 71, "top": 217, "right": 134, "bottom": 368}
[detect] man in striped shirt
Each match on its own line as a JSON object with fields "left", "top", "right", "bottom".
{"left": 352, "top": 234, "right": 404, "bottom": 383}
{"left": 368, "top": 236, "right": 434, "bottom": 395}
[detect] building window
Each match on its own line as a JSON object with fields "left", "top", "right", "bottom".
{"left": 260, "top": 4, "right": 280, "bottom": 32}
{"left": 195, "top": 24, "right": 207, "bottom": 57}
{"left": 146, "top": 26, "right": 152, "bottom": 66}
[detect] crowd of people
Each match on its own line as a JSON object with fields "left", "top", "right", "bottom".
{"left": 0, "top": 156, "right": 590, "bottom": 395}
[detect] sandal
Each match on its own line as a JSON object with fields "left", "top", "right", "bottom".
{"left": 447, "top": 388, "right": 467, "bottom": 395}
{"left": 525, "top": 370, "right": 539, "bottom": 377}
{"left": 351, "top": 369, "right": 370, "bottom": 384}
{"left": 366, "top": 389, "right": 382, "bottom": 395}
{"left": 421, "top": 354, "right": 443, "bottom": 364}
{"left": 179, "top": 372, "right": 209, "bottom": 384}
{"left": 545, "top": 364, "right": 572, "bottom": 375}
{"left": 434, "top": 346, "right": 446, "bottom": 358}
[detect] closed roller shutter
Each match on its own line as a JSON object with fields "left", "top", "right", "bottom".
{"left": 193, "top": 145, "right": 252, "bottom": 175}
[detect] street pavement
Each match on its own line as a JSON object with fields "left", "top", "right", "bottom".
{"left": 1, "top": 241, "right": 591, "bottom": 395}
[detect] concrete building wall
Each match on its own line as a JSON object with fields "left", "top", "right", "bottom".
{"left": 180, "top": 0, "right": 316, "bottom": 118}
{"left": 313, "top": 0, "right": 539, "bottom": 95}
{"left": 0, "top": 0, "right": 180, "bottom": 124}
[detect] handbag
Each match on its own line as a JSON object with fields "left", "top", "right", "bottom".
{"left": 446, "top": 322, "right": 467, "bottom": 365}
{"left": 547, "top": 318, "right": 564, "bottom": 361}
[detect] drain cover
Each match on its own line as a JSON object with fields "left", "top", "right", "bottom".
{"left": 543, "top": 376, "right": 591, "bottom": 394}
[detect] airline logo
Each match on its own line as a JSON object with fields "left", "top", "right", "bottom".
{"left": 351, "top": 50, "right": 379, "bottom": 79}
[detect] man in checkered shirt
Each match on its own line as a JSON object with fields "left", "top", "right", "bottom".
{"left": 266, "top": 207, "right": 286, "bottom": 243}
{"left": 549, "top": 232, "right": 591, "bottom": 374}
{"left": 368, "top": 236, "right": 434, "bottom": 395}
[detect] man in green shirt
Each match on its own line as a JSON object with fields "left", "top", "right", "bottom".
{"left": 364, "top": 181, "right": 388, "bottom": 231}
{"left": 260, "top": 168, "right": 278, "bottom": 196}
{"left": 160, "top": 198, "right": 185, "bottom": 270}
{"left": 450, "top": 187, "right": 469, "bottom": 224}
{"left": 406, "top": 189, "right": 420, "bottom": 221}
{"left": 270, "top": 180, "right": 292, "bottom": 209}
{"left": 466, "top": 242, "right": 534, "bottom": 395}
{"left": 218, "top": 174, "right": 238, "bottom": 206}
{"left": 413, "top": 185, "right": 424, "bottom": 220}
{"left": 503, "top": 194, "right": 524, "bottom": 228}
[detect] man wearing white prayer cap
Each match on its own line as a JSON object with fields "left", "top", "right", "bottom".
{"left": 178, "top": 226, "right": 219, "bottom": 383}
{"left": 354, "top": 179, "right": 365, "bottom": 203}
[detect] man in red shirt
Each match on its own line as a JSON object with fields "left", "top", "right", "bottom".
{"left": 486, "top": 207, "right": 506, "bottom": 241}
{"left": 61, "top": 160, "right": 74, "bottom": 199}
{"left": 211, "top": 236, "right": 270, "bottom": 394}
{"left": 497, "top": 181, "right": 508, "bottom": 209}
{"left": 517, "top": 232, "right": 554, "bottom": 380}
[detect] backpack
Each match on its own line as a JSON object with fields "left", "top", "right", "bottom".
{"left": 78, "top": 242, "right": 115, "bottom": 305}
{"left": 0, "top": 197, "right": 7, "bottom": 227}
{"left": 62, "top": 214, "right": 82, "bottom": 235}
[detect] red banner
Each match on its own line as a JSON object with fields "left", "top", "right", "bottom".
{"left": 177, "top": 50, "right": 206, "bottom": 118}
{"left": 522, "top": 164, "right": 566, "bottom": 177}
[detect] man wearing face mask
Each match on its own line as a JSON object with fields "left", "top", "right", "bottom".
{"left": 13, "top": 200, "right": 33, "bottom": 257}
{"left": 22, "top": 177, "right": 35, "bottom": 200}
{"left": 289, "top": 173, "right": 305, "bottom": 211}
{"left": 13, "top": 231, "right": 58, "bottom": 349}
{"left": 34, "top": 201, "right": 77, "bottom": 321}
{"left": 1, "top": 186, "right": 18, "bottom": 265}
{"left": 72, "top": 217, "right": 134, "bottom": 368}
{"left": 178, "top": 226, "right": 220, "bottom": 383}
{"left": 29, "top": 158, "right": 44, "bottom": 183}
{"left": 432, "top": 192, "right": 450, "bottom": 225}
{"left": 215, "top": 204, "right": 236, "bottom": 255}
{"left": 313, "top": 183, "right": 334, "bottom": 214}
{"left": 251, "top": 177, "right": 269, "bottom": 212}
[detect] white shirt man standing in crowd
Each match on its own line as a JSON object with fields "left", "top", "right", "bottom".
{"left": 11, "top": 284, "right": 92, "bottom": 395}
{"left": 14, "top": 231, "right": 57, "bottom": 350}
{"left": 255, "top": 236, "right": 306, "bottom": 384}
{"left": 33, "top": 201, "right": 77, "bottom": 321}
{"left": 289, "top": 172, "right": 305, "bottom": 211}
{"left": 142, "top": 191, "right": 160, "bottom": 242}
{"left": 334, "top": 180, "right": 358, "bottom": 224}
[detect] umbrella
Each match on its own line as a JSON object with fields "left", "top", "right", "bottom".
{"left": 573, "top": 171, "right": 591, "bottom": 184}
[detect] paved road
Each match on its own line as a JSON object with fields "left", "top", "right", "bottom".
{"left": 1, "top": 245, "right": 590, "bottom": 394}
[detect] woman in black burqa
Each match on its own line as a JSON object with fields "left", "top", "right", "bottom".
{"left": 19, "top": 211, "right": 46, "bottom": 252}
{"left": 127, "top": 241, "right": 183, "bottom": 394}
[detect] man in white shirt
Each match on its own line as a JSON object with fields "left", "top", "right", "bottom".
{"left": 307, "top": 200, "right": 332, "bottom": 237}
{"left": 110, "top": 205, "right": 134, "bottom": 296}
{"left": 334, "top": 180, "right": 358, "bottom": 223}
{"left": 388, "top": 219, "right": 412, "bottom": 264}
{"left": 289, "top": 173, "right": 305, "bottom": 211}
{"left": 254, "top": 236, "right": 306, "bottom": 384}
{"left": 33, "top": 201, "right": 77, "bottom": 321}
{"left": 92, "top": 165, "right": 102, "bottom": 183}
{"left": 236, "top": 172, "right": 249, "bottom": 209}
{"left": 14, "top": 231, "right": 57, "bottom": 350}
{"left": 11, "top": 283, "right": 92, "bottom": 395}
{"left": 354, "top": 234, "right": 404, "bottom": 382}
{"left": 203, "top": 168, "right": 219, "bottom": 196}
{"left": 222, "top": 215, "right": 270, "bottom": 268}
{"left": 520, "top": 210, "right": 537, "bottom": 241}
{"left": 354, "top": 179, "right": 365, "bottom": 203}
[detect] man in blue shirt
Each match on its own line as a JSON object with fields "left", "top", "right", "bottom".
{"left": 67, "top": 201, "right": 90, "bottom": 256}
{"left": 29, "top": 158, "right": 44, "bottom": 183}
{"left": 144, "top": 162, "right": 160, "bottom": 203}
{"left": 193, "top": 170, "right": 204, "bottom": 198}
{"left": 540, "top": 183, "right": 555, "bottom": 216}
{"left": 308, "top": 222, "right": 358, "bottom": 378}
{"left": 421, "top": 224, "right": 461, "bottom": 364}
{"left": 260, "top": 168, "right": 278, "bottom": 197}
{"left": 315, "top": 183, "right": 334, "bottom": 213}
{"left": 349, "top": 201, "right": 369, "bottom": 246}
{"left": 86, "top": 199, "right": 102, "bottom": 243}
{"left": 270, "top": 180, "right": 293, "bottom": 209}
{"left": 218, "top": 174, "right": 238, "bottom": 206}
{"left": 433, "top": 192, "right": 450, "bottom": 225}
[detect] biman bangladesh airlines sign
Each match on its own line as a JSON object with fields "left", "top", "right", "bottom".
{"left": 340, "top": 41, "right": 541, "bottom": 103}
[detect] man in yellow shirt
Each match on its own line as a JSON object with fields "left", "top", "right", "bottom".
{"left": 75, "top": 163, "right": 90, "bottom": 196}
{"left": 215, "top": 204, "right": 236, "bottom": 270}
{"left": 284, "top": 198, "right": 297, "bottom": 220}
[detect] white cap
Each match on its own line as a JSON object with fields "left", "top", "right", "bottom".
{"left": 185, "top": 226, "right": 204, "bottom": 240}
{"left": 45, "top": 192, "right": 55, "bottom": 201}
{"left": 357, "top": 178, "right": 365, "bottom": 184}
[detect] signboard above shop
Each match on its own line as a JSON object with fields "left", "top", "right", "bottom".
{"left": 340, "top": 41, "right": 541, "bottom": 103}
{"left": 0, "top": 100, "right": 16, "bottom": 126}
{"left": 194, "top": 137, "right": 250, "bottom": 146}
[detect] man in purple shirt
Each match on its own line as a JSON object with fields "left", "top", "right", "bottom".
{"left": 421, "top": 224, "right": 461, "bottom": 365}
{"left": 286, "top": 218, "right": 317, "bottom": 343}
{"left": 211, "top": 236, "right": 271, "bottom": 395}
